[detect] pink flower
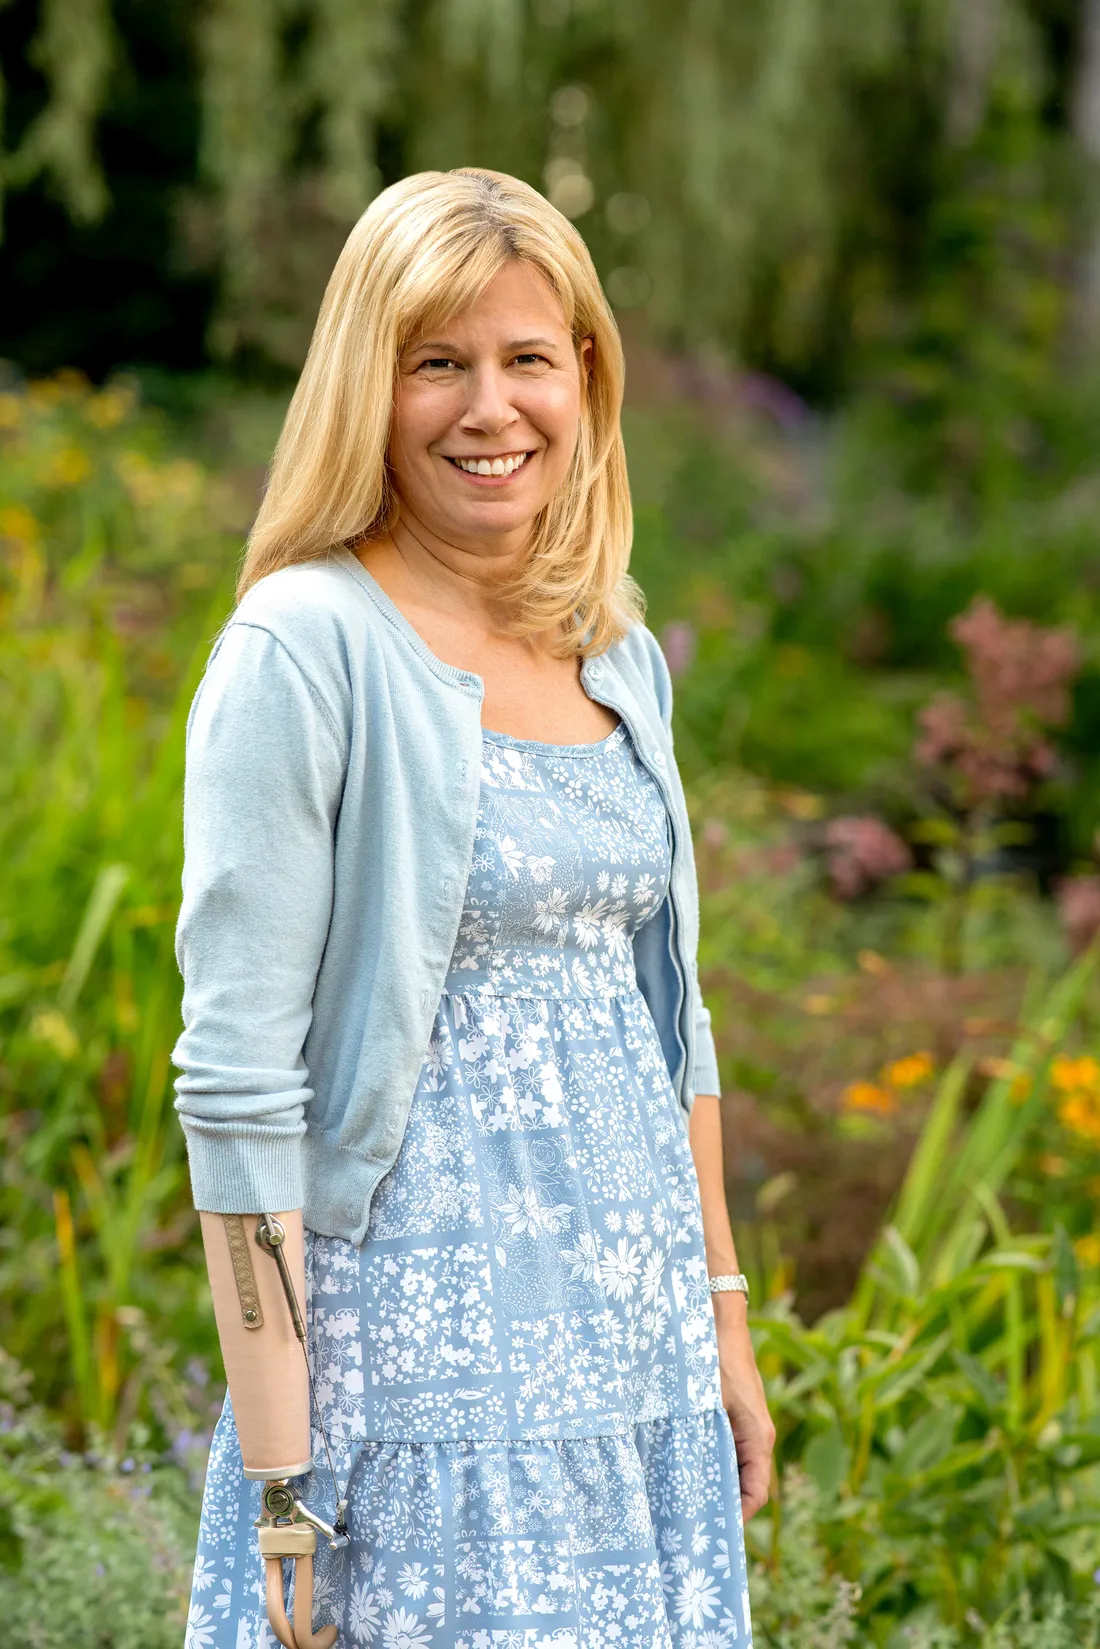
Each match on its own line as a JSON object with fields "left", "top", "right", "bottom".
{"left": 951, "top": 598, "right": 1078, "bottom": 735}
{"left": 915, "top": 598, "right": 1079, "bottom": 810}
{"left": 660, "top": 620, "right": 697, "bottom": 677}
{"left": 824, "top": 816, "right": 911, "bottom": 899}
{"left": 1056, "top": 875, "right": 1100, "bottom": 954}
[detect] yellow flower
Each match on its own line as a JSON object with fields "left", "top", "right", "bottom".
{"left": 0, "top": 505, "right": 40, "bottom": 545}
{"left": 1057, "top": 1089, "right": 1100, "bottom": 1145}
{"left": 159, "top": 458, "right": 203, "bottom": 505}
{"left": 42, "top": 445, "right": 93, "bottom": 487}
{"left": 85, "top": 385, "right": 135, "bottom": 429}
{"left": 115, "top": 449, "right": 152, "bottom": 499}
{"left": 777, "top": 787, "right": 824, "bottom": 820}
{"left": 52, "top": 367, "right": 90, "bottom": 400}
{"left": 1051, "top": 1055, "right": 1100, "bottom": 1094}
{"left": 842, "top": 1081, "right": 897, "bottom": 1116}
{"left": 0, "top": 392, "right": 23, "bottom": 429}
{"left": 881, "top": 1051, "right": 935, "bottom": 1089}
{"left": 27, "top": 378, "right": 65, "bottom": 409}
{"left": 115, "top": 450, "right": 203, "bottom": 508}
{"left": 29, "top": 1009, "right": 79, "bottom": 1061}
{"left": 1074, "top": 1233, "right": 1100, "bottom": 1268}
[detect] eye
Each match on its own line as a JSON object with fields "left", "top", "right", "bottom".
{"left": 512, "top": 353, "right": 549, "bottom": 368}
{"left": 417, "top": 357, "right": 459, "bottom": 372}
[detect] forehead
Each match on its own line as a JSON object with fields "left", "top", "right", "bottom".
{"left": 404, "top": 260, "right": 571, "bottom": 347}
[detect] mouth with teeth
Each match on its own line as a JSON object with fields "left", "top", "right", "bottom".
{"left": 445, "top": 451, "right": 532, "bottom": 478}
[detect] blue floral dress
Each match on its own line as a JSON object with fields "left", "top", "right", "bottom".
{"left": 186, "top": 722, "right": 752, "bottom": 1649}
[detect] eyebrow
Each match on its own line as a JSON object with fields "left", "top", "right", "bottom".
{"left": 405, "top": 335, "right": 561, "bottom": 354}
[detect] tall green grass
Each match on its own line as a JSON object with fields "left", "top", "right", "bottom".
{"left": 0, "top": 375, "right": 234, "bottom": 1442}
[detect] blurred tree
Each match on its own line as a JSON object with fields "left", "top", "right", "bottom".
{"left": 0, "top": 1, "right": 214, "bottom": 375}
{"left": 0, "top": 0, "right": 1094, "bottom": 411}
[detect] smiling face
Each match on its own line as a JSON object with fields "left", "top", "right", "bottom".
{"left": 388, "top": 260, "right": 591, "bottom": 560}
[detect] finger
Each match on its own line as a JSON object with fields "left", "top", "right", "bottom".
{"left": 736, "top": 1453, "right": 772, "bottom": 1521}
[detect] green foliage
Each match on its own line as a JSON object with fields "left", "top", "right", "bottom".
{"left": 750, "top": 1469, "right": 862, "bottom": 1648}
{"left": 0, "top": 1476, "right": 193, "bottom": 1649}
{"left": 0, "top": 374, "right": 233, "bottom": 1438}
{"left": 751, "top": 1470, "right": 1100, "bottom": 1649}
{"left": 0, "top": 1350, "right": 195, "bottom": 1648}
{"left": 627, "top": 387, "right": 1100, "bottom": 864}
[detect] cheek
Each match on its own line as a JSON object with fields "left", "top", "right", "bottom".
{"left": 524, "top": 380, "right": 582, "bottom": 446}
{"left": 389, "top": 385, "right": 453, "bottom": 469}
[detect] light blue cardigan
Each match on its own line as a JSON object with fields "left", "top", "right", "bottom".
{"left": 172, "top": 548, "right": 721, "bottom": 1244}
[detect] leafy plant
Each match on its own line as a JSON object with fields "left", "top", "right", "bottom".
{"left": 0, "top": 1349, "right": 195, "bottom": 1649}
{"left": 748, "top": 953, "right": 1100, "bottom": 1641}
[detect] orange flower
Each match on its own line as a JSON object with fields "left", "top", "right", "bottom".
{"left": 1051, "top": 1055, "right": 1100, "bottom": 1094}
{"left": 1057, "top": 1089, "right": 1100, "bottom": 1145}
{"left": 842, "top": 1081, "right": 897, "bottom": 1116}
{"left": 881, "top": 1052, "right": 935, "bottom": 1089}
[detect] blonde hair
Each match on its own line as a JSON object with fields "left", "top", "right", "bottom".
{"left": 239, "top": 167, "right": 642, "bottom": 656}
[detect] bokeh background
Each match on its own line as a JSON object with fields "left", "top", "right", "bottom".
{"left": 4, "top": 3, "right": 1100, "bottom": 1643}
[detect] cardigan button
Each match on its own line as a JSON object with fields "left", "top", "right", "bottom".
{"left": 651, "top": 750, "right": 666, "bottom": 767}
{"left": 588, "top": 663, "right": 603, "bottom": 680}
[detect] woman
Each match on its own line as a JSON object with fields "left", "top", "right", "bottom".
{"left": 176, "top": 167, "right": 774, "bottom": 1649}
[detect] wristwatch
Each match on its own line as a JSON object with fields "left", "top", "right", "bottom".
{"left": 708, "top": 1273, "right": 750, "bottom": 1297}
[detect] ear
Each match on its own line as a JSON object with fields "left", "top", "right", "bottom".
{"left": 579, "top": 335, "right": 595, "bottom": 380}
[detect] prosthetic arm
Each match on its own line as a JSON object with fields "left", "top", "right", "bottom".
{"left": 200, "top": 1211, "right": 347, "bottom": 1649}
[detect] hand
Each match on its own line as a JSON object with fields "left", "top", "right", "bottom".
{"left": 712, "top": 1291, "right": 776, "bottom": 1521}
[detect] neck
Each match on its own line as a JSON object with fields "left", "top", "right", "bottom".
{"left": 384, "top": 510, "right": 530, "bottom": 626}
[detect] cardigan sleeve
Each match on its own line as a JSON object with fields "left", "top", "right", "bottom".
{"left": 637, "top": 626, "right": 722, "bottom": 1102}
{"left": 172, "top": 620, "right": 348, "bottom": 1213}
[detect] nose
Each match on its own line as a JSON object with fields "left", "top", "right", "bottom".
{"left": 460, "top": 362, "right": 519, "bottom": 437}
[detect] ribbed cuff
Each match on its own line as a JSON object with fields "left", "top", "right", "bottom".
{"left": 183, "top": 1122, "right": 304, "bottom": 1214}
{"left": 691, "top": 1029, "right": 722, "bottom": 1105}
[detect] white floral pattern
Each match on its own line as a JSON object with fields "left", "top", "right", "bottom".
{"left": 188, "top": 723, "right": 751, "bottom": 1647}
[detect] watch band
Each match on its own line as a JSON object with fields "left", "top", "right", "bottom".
{"left": 708, "top": 1273, "right": 749, "bottom": 1297}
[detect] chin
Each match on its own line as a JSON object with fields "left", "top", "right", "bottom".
{"left": 450, "top": 502, "right": 540, "bottom": 537}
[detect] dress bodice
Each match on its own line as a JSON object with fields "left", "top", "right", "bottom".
{"left": 445, "top": 722, "right": 671, "bottom": 999}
